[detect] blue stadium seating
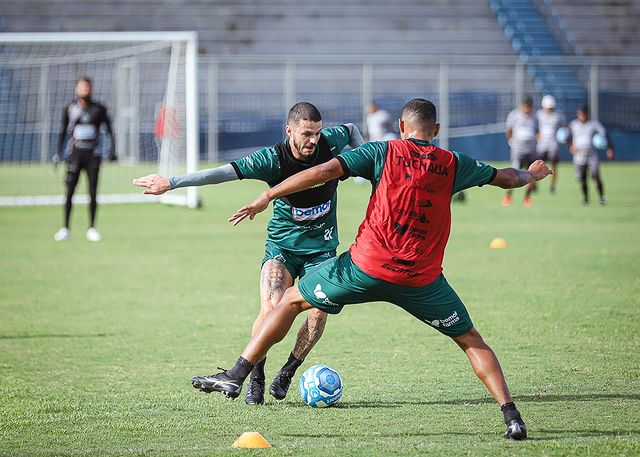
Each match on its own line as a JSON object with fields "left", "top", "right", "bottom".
{"left": 490, "top": 0, "right": 586, "bottom": 115}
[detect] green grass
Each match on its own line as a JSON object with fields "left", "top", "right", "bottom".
{"left": 1, "top": 162, "right": 639, "bottom": 456}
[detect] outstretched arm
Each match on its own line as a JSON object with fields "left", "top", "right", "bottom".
{"left": 229, "top": 158, "right": 345, "bottom": 225}
{"left": 343, "top": 123, "right": 365, "bottom": 149}
{"left": 132, "top": 163, "right": 239, "bottom": 195}
{"left": 490, "top": 159, "right": 553, "bottom": 189}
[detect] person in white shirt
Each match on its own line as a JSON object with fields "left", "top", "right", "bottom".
{"left": 504, "top": 96, "right": 538, "bottom": 207}
{"left": 366, "top": 102, "right": 393, "bottom": 142}
{"left": 567, "top": 104, "right": 614, "bottom": 205}
{"left": 536, "top": 95, "right": 565, "bottom": 194}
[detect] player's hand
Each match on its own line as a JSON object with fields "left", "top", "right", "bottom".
{"left": 132, "top": 174, "right": 171, "bottom": 195}
{"left": 108, "top": 151, "right": 118, "bottom": 162}
{"left": 528, "top": 160, "right": 553, "bottom": 181}
{"left": 52, "top": 154, "right": 61, "bottom": 166}
{"left": 606, "top": 148, "right": 615, "bottom": 160}
{"left": 228, "top": 192, "right": 270, "bottom": 226}
{"left": 569, "top": 145, "right": 577, "bottom": 155}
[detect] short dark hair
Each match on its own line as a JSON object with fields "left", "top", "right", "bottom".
{"left": 578, "top": 104, "right": 589, "bottom": 113}
{"left": 401, "top": 98, "right": 437, "bottom": 127}
{"left": 522, "top": 95, "right": 533, "bottom": 106}
{"left": 287, "top": 102, "right": 322, "bottom": 125}
{"left": 77, "top": 76, "right": 93, "bottom": 86}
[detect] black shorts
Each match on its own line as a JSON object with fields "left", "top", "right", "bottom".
{"left": 66, "top": 148, "right": 101, "bottom": 174}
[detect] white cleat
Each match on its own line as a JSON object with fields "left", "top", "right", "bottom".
{"left": 54, "top": 227, "right": 71, "bottom": 241}
{"left": 86, "top": 227, "right": 102, "bottom": 242}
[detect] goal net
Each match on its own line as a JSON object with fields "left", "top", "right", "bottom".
{"left": 0, "top": 32, "right": 199, "bottom": 208}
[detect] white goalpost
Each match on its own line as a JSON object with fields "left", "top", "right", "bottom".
{"left": 0, "top": 31, "right": 199, "bottom": 208}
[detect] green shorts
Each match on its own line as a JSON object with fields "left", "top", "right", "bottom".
{"left": 262, "top": 241, "right": 336, "bottom": 280}
{"left": 298, "top": 251, "right": 473, "bottom": 337}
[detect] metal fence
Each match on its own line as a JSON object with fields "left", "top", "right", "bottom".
{"left": 201, "top": 55, "right": 640, "bottom": 162}
{"left": 1, "top": 50, "right": 639, "bottom": 163}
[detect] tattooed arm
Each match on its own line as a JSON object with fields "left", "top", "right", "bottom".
{"left": 490, "top": 159, "right": 553, "bottom": 189}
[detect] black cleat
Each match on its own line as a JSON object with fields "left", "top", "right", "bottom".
{"left": 504, "top": 418, "right": 528, "bottom": 440}
{"left": 245, "top": 378, "right": 265, "bottom": 405}
{"left": 191, "top": 370, "right": 243, "bottom": 399}
{"left": 269, "top": 370, "right": 294, "bottom": 400}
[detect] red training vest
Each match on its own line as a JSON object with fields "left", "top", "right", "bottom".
{"left": 349, "top": 139, "right": 457, "bottom": 286}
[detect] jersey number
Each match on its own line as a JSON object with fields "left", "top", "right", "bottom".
{"left": 324, "top": 227, "right": 334, "bottom": 241}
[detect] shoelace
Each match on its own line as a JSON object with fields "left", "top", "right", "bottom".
{"left": 273, "top": 371, "right": 293, "bottom": 385}
{"left": 247, "top": 379, "right": 265, "bottom": 395}
{"left": 202, "top": 367, "right": 228, "bottom": 378}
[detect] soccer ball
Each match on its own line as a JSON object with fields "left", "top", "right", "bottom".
{"left": 299, "top": 364, "right": 343, "bottom": 408}
{"left": 556, "top": 127, "right": 570, "bottom": 144}
{"left": 592, "top": 132, "right": 607, "bottom": 150}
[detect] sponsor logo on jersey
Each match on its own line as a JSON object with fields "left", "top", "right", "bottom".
{"left": 395, "top": 155, "right": 448, "bottom": 176}
{"left": 380, "top": 263, "right": 420, "bottom": 277}
{"left": 396, "top": 209, "right": 429, "bottom": 224}
{"left": 393, "top": 222, "right": 409, "bottom": 235}
{"left": 392, "top": 257, "right": 415, "bottom": 266}
{"left": 292, "top": 200, "right": 331, "bottom": 221}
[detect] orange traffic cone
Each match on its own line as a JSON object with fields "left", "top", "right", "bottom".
{"left": 232, "top": 432, "right": 272, "bottom": 448}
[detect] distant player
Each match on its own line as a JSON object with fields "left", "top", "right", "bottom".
{"left": 365, "top": 102, "right": 393, "bottom": 141}
{"left": 567, "top": 104, "right": 615, "bottom": 205}
{"left": 194, "top": 98, "right": 554, "bottom": 440}
{"left": 504, "top": 96, "right": 538, "bottom": 207}
{"left": 536, "top": 95, "right": 565, "bottom": 193}
{"left": 53, "top": 77, "right": 116, "bottom": 242}
{"left": 133, "top": 102, "right": 364, "bottom": 405}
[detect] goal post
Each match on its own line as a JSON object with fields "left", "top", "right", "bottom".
{"left": 0, "top": 31, "right": 199, "bottom": 208}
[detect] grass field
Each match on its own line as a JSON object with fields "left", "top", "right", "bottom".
{"left": 1, "top": 162, "right": 639, "bottom": 456}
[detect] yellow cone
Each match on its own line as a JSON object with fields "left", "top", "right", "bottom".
{"left": 489, "top": 237, "right": 507, "bottom": 249}
{"left": 232, "top": 431, "right": 272, "bottom": 448}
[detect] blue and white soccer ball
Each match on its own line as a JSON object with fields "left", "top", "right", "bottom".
{"left": 556, "top": 127, "right": 570, "bottom": 144}
{"left": 592, "top": 132, "right": 608, "bottom": 150}
{"left": 299, "top": 364, "right": 343, "bottom": 408}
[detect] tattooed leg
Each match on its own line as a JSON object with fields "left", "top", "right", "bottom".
{"left": 253, "top": 259, "right": 293, "bottom": 336}
{"left": 292, "top": 307, "right": 328, "bottom": 360}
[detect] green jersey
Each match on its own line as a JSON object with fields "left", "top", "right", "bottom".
{"left": 231, "top": 126, "right": 352, "bottom": 255}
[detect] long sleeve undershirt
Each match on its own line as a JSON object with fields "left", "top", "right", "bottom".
{"left": 169, "top": 163, "right": 239, "bottom": 189}
{"left": 168, "top": 123, "right": 364, "bottom": 189}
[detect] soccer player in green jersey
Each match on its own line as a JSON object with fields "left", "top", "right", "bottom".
{"left": 133, "top": 102, "right": 364, "bottom": 405}
{"left": 195, "top": 99, "right": 553, "bottom": 440}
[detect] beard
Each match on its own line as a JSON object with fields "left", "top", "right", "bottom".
{"left": 294, "top": 139, "right": 315, "bottom": 157}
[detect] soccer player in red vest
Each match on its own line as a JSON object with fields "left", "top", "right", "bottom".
{"left": 193, "top": 98, "right": 553, "bottom": 440}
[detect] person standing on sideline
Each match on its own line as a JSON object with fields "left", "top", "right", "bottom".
{"left": 133, "top": 102, "right": 364, "bottom": 405}
{"left": 504, "top": 96, "right": 538, "bottom": 207}
{"left": 567, "top": 104, "right": 615, "bottom": 205}
{"left": 365, "top": 102, "right": 393, "bottom": 142}
{"left": 195, "top": 98, "right": 553, "bottom": 440}
{"left": 536, "top": 95, "right": 565, "bottom": 193}
{"left": 53, "top": 77, "right": 116, "bottom": 242}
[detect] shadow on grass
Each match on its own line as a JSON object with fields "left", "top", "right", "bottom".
{"left": 281, "top": 428, "right": 640, "bottom": 440}
{"left": 0, "top": 333, "right": 113, "bottom": 339}
{"left": 528, "top": 428, "right": 640, "bottom": 441}
{"left": 331, "top": 392, "right": 640, "bottom": 409}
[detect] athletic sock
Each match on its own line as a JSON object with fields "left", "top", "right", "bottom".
{"left": 226, "top": 356, "right": 254, "bottom": 381}
{"left": 280, "top": 352, "right": 304, "bottom": 374}
{"left": 500, "top": 401, "right": 523, "bottom": 424}
{"left": 596, "top": 179, "right": 604, "bottom": 198}
{"left": 249, "top": 357, "right": 266, "bottom": 381}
